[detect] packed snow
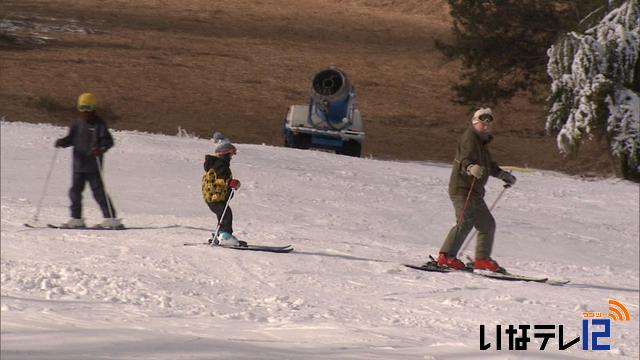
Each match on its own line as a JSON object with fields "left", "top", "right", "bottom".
{"left": 1, "top": 121, "right": 638, "bottom": 359}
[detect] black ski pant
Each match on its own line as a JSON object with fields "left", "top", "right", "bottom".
{"left": 207, "top": 201, "right": 233, "bottom": 234}
{"left": 69, "top": 171, "right": 115, "bottom": 219}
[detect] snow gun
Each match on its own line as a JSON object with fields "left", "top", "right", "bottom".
{"left": 283, "top": 67, "right": 365, "bottom": 157}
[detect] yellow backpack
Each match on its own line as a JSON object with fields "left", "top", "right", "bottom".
{"left": 202, "top": 168, "right": 229, "bottom": 203}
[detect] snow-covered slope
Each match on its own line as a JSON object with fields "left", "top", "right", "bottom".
{"left": 1, "top": 121, "right": 638, "bottom": 359}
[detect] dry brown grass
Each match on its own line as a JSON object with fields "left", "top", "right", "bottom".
{"left": 0, "top": 0, "right": 614, "bottom": 176}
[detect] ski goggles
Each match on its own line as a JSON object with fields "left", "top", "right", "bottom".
{"left": 473, "top": 114, "right": 494, "bottom": 124}
{"left": 77, "top": 104, "right": 97, "bottom": 112}
{"left": 479, "top": 114, "right": 493, "bottom": 123}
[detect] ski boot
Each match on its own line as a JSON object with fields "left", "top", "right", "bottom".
{"left": 436, "top": 253, "right": 467, "bottom": 270}
{"left": 98, "top": 218, "right": 123, "bottom": 229}
{"left": 61, "top": 218, "right": 86, "bottom": 229}
{"left": 209, "top": 231, "right": 247, "bottom": 247}
{"left": 474, "top": 258, "right": 506, "bottom": 274}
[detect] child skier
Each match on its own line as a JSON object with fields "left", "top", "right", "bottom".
{"left": 202, "top": 132, "right": 243, "bottom": 246}
{"left": 54, "top": 93, "right": 121, "bottom": 229}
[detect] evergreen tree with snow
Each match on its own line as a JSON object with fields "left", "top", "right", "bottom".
{"left": 435, "top": 0, "right": 604, "bottom": 106}
{"left": 546, "top": 0, "right": 639, "bottom": 180}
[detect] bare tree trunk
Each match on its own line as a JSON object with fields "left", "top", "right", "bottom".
{"left": 611, "top": 152, "right": 640, "bottom": 182}
{"left": 606, "top": 134, "right": 639, "bottom": 182}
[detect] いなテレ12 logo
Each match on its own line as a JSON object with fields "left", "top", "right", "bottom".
{"left": 581, "top": 299, "right": 630, "bottom": 351}
{"left": 480, "top": 299, "right": 631, "bottom": 351}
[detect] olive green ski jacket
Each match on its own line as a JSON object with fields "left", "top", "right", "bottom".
{"left": 448, "top": 128, "right": 503, "bottom": 199}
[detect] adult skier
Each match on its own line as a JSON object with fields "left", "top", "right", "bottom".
{"left": 436, "top": 108, "right": 516, "bottom": 272}
{"left": 54, "top": 93, "right": 120, "bottom": 228}
{"left": 202, "top": 132, "right": 242, "bottom": 246}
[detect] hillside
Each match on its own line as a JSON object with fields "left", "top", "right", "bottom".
{"left": 0, "top": 0, "right": 617, "bottom": 176}
{"left": 1, "top": 121, "right": 639, "bottom": 359}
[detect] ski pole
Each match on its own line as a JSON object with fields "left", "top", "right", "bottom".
{"left": 95, "top": 156, "right": 115, "bottom": 219}
{"left": 459, "top": 183, "right": 510, "bottom": 257}
{"left": 31, "top": 148, "right": 59, "bottom": 223}
{"left": 211, "top": 189, "right": 235, "bottom": 245}
{"left": 457, "top": 176, "right": 477, "bottom": 226}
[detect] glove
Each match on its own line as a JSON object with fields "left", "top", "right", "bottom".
{"left": 227, "top": 178, "right": 241, "bottom": 190}
{"left": 91, "top": 147, "right": 104, "bottom": 157}
{"left": 54, "top": 139, "right": 65, "bottom": 148}
{"left": 466, "top": 164, "right": 484, "bottom": 178}
{"left": 498, "top": 171, "right": 517, "bottom": 186}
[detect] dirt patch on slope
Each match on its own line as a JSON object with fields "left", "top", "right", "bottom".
{"left": 0, "top": 0, "right": 615, "bottom": 177}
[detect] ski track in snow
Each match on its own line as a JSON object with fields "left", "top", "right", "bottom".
{"left": 1, "top": 121, "right": 639, "bottom": 359}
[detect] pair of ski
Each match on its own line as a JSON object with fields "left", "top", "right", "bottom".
{"left": 24, "top": 223, "right": 179, "bottom": 231}
{"left": 183, "top": 241, "right": 294, "bottom": 253}
{"left": 405, "top": 256, "right": 569, "bottom": 285}
{"left": 24, "top": 223, "right": 293, "bottom": 253}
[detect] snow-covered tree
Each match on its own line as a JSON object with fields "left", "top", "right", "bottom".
{"left": 546, "top": 0, "right": 639, "bottom": 180}
{"left": 436, "top": 0, "right": 604, "bottom": 106}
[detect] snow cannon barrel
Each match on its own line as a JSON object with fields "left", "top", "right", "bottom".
{"left": 283, "top": 66, "right": 364, "bottom": 157}
{"left": 310, "top": 67, "right": 353, "bottom": 125}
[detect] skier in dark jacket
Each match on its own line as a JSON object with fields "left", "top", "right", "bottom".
{"left": 54, "top": 93, "right": 120, "bottom": 228}
{"left": 202, "top": 132, "right": 242, "bottom": 246}
{"left": 436, "top": 108, "right": 516, "bottom": 272}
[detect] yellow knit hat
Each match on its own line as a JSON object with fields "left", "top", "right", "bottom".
{"left": 77, "top": 93, "right": 97, "bottom": 112}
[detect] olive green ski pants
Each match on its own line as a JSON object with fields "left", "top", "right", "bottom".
{"left": 439, "top": 195, "right": 496, "bottom": 260}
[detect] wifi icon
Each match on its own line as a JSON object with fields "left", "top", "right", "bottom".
{"left": 608, "top": 299, "right": 630, "bottom": 321}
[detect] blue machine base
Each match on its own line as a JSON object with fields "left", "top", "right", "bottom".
{"left": 310, "top": 135, "right": 343, "bottom": 149}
